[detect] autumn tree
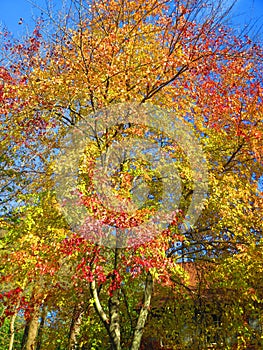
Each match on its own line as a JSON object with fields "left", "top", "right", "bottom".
{"left": 0, "top": 0, "right": 263, "bottom": 349}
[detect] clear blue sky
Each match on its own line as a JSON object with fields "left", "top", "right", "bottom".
{"left": 0, "top": 0, "right": 262, "bottom": 39}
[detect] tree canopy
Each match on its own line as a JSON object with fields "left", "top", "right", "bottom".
{"left": 0, "top": 0, "right": 263, "bottom": 349}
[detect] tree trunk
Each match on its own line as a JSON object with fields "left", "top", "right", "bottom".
{"left": 9, "top": 281, "right": 27, "bottom": 350}
{"left": 130, "top": 272, "right": 153, "bottom": 350}
{"left": 109, "top": 289, "right": 121, "bottom": 350}
{"left": 108, "top": 247, "right": 121, "bottom": 350}
{"left": 90, "top": 246, "right": 122, "bottom": 350}
{"left": 8, "top": 311, "right": 17, "bottom": 350}
{"left": 68, "top": 303, "right": 83, "bottom": 350}
{"left": 21, "top": 321, "right": 30, "bottom": 350}
{"left": 25, "top": 308, "right": 40, "bottom": 350}
{"left": 36, "top": 306, "right": 47, "bottom": 350}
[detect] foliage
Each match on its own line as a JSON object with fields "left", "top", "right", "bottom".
{"left": 0, "top": 0, "right": 263, "bottom": 349}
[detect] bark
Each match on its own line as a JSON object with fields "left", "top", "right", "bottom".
{"left": 25, "top": 307, "right": 40, "bottom": 350}
{"left": 36, "top": 307, "right": 47, "bottom": 350}
{"left": 68, "top": 303, "right": 83, "bottom": 350}
{"left": 130, "top": 272, "right": 153, "bottom": 350}
{"left": 90, "top": 247, "right": 122, "bottom": 350}
{"left": 108, "top": 247, "right": 121, "bottom": 350}
{"left": 108, "top": 289, "right": 121, "bottom": 350}
{"left": 9, "top": 281, "right": 27, "bottom": 350}
{"left": 8, "top": 311, "right": 17, "bottom": 350}
{"left": 21, "top": 321, "right": 30, "bottom": 350}
{"left": 90, "top": 278, "right": 110, "bottom": 327}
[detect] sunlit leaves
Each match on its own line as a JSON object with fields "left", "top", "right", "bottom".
{"left": 0, "top": 0, "right": 263, "bottom": 348}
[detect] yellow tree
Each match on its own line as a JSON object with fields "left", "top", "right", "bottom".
{"left": 0, "top": 0, "right": 262, "bottom": 349}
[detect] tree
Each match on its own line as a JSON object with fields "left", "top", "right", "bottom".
{"left": 0, "top": 0, "right": 262, "bottom": 349}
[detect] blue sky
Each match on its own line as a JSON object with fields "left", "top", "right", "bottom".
{"left": 0, "top": 0, "right": 262, "bottom": 39}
